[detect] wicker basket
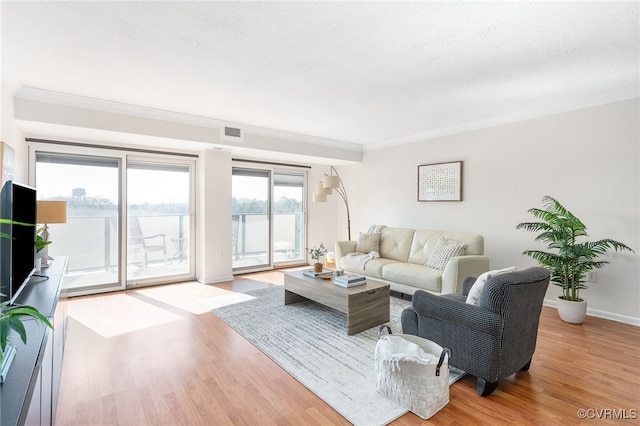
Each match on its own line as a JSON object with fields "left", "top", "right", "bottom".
{"left": 375, "top": 326, "right": 451, "bottom": 419}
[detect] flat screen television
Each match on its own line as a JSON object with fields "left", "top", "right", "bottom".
{"left": 0, "top": 181, "right": 37, "bottom": 304}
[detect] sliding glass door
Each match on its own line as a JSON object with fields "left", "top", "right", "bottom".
{"left": 232, "top": 165, "right": 307, "bottom": 273}
{"left": 34, "top": 150, "right": 124, "bottom": 294}
{"left": 273, "top": 173, "right": 304, "bottom": 265}
{"left": 31, "top": 143, "right": 195, "bottom": 296}
{"left": 232, "top": 168, "right": 271, "bottom": 271}
{"left": 126, "top": 160, "right": 192, "bottom": 284}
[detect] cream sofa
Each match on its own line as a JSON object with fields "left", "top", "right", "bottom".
{"left": 335, "top": 227, "right": 490, "bottom": 295}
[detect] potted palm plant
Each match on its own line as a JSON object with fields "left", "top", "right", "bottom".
{"left": 516, "top": 196, "right": 634, "bottom": 324}
{"left": 0, "top": 218, "right": 53, "bottom": 373}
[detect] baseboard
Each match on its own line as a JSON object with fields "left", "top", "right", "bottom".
{"left": 543, "top": 298, "right": 640, "bottom": 326}
{"left": 200, "top": 274, "right": 235, "bottom": 284}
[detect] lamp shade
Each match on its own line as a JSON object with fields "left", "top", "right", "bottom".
{"left": 315, "top": 181, "right": 330, "bottom": 195}
{"left": 323, "top": 175, "right": 340, "bottom": 189}
{"left": 313, "top": 192, "right": 327, "bottom": 202}
{"left": 37, "top": 201, "right": 67, "bottom": 224}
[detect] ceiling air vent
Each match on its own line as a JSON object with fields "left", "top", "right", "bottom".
{"left": 220, "top": 126, "right": 244, "bottom": 143}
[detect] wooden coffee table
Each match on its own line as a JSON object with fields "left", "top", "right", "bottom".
{"left": 284, "top": 270, "right": 390, "bottom": 335}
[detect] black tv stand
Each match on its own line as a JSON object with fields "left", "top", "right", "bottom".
{"left": 0, "top": 257, "right": 67, "bottom": 426}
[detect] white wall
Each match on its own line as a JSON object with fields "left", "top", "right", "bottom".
{"left": 1, "top": 80, "right": 27, "bottom": 182}
{"left": 198, "top": 149, "right": 234, "bottom": 283}
{"left": 340, "top": 99, "right": 639, "bottom": 323}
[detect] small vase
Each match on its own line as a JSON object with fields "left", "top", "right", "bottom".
{"left": 556, "top": 296, "right": 587, "bottom": 324}
{"left": 313, "top": 262, "right": 323, "bottom": 273}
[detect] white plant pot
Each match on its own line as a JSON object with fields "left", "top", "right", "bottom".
{"left": 556, "top": 297, "right": 587, "bottom": 324}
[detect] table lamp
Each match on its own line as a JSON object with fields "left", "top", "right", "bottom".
{"left": 36, "top": 200, "right": 67, "bottom": 268}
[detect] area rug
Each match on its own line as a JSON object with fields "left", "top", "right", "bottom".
{"left": 212, "top": 286, "right": 465, "bottom": 426}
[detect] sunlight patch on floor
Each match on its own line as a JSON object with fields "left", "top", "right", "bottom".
{"left": 203, "top": 292, "right": 256, "bottom": 310}
{"left": 135, "top": 281, "right": 251, "bottom": 314}
{"left": 238, "top": 269, "right": 294, "bottom": 286}
{"left": 67, "top": 294, "right": 183, "bottom": 338}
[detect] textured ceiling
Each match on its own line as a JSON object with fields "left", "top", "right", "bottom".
{"left": 2, "top": 1, "right": 639, "bottom": 149}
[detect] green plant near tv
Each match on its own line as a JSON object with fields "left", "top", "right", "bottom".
{"left": 0, "top": 218, "right": 53, "bottom": 367}
{"left": 516, "top": 196, "right": 634, "bottom": 324}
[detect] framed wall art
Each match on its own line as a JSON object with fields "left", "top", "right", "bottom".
{"left": 418, "top": 161, "right": 462, "bottom": 202}
{"left": 0, "top": 142, "right": 15, "bottom": 186}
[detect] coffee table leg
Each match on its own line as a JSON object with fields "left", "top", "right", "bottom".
{"left": 284, "top": 289, "right": 307, "bottom": 305}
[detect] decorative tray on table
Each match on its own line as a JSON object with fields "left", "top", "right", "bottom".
{"left": 303, "top": 269, "right": 334, "bottom": 279}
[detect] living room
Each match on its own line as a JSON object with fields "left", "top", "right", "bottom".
{"left": 1, "top": 2, "right": 638, "bottom": 425}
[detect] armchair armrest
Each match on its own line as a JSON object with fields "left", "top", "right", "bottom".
{"left": 411, "top": 290, "right": 503, "bottom": 336}
{"left": 334, "top": 240, "right": 357, "bottom": 270}
{"left": 441, "top": 255, "right": 490, "bottom": 294}
{"left": 461, "top": 276, "right": 477, "bottom": 297}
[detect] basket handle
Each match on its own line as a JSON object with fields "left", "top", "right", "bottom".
{"left": 436, "top": 348, "right": 452, "bottom": 377}
{"left": 377, "top": 325, "right": 392, "bottom": 338}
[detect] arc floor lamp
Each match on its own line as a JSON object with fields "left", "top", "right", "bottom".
{"left": 313, "top": 166, "right": 351, "bottom": 240}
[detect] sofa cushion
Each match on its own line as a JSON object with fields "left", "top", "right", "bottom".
{"left": 382, "top": 262, "right": 442, "bottom": 292}
{"left": 379, "top": 227, "right": 415, "bottom": 262}
{"left": 426, "top": 237, "right": 470, "bottom": 270}
{"left": 340, "top": 256, "right": 397, "bottom": 279}
{"left": 408, "top": 230, "right": 484, "bottom": 265}
{"left": 355, "top": 232, "right": 381, "bottom": 253}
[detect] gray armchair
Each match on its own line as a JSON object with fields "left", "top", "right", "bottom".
{"left": 401, "top": 267, "right": 550, "bottom": 396}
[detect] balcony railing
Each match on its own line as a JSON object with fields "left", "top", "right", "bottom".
{"left": 232, "top": 212, "right": 304, "bottom": 266}
{"left": 49, "top": 214, "right": 189, "bottom": 275}
{"left": 48, "top": 212, "right": 303, "bottom": 279}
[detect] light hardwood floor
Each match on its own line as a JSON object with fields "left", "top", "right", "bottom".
{"left": 55, "top": 271, "right": 640, "bottom": 425}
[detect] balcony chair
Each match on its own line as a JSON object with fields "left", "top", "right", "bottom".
{"left": 128, "top": 216, "right": 167, "bottom": 267}
{"left": 400, "top": 267, "right": 550, "bottom": 396}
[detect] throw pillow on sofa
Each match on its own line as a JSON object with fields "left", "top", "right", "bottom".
{"left": 465, "top": 266, "right": 517, "bottom": 305}
{"left": 426, "top": 236, "right": 470, "bottom": 270}
{"left": 356, "top": 232, "right": 381, "bottom": 253}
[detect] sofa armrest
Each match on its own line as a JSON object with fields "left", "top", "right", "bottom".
{"left": 411, "top": 290, "right": 503, "bottom": 336}
{"left": 334, "top": 240, "right": 357, "bottom": 270}
{"left": 441, "top": 255, "right": 490, "bottom": 294}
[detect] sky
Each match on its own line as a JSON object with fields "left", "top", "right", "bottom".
{"left": 232, "top": 175, "right": 302, "bottom": 201}
{"left": 36, "top": 163, "right": 189, "bottom": 205}
{"left": 37, "top": 163, "right": 301, "bottom": 205}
